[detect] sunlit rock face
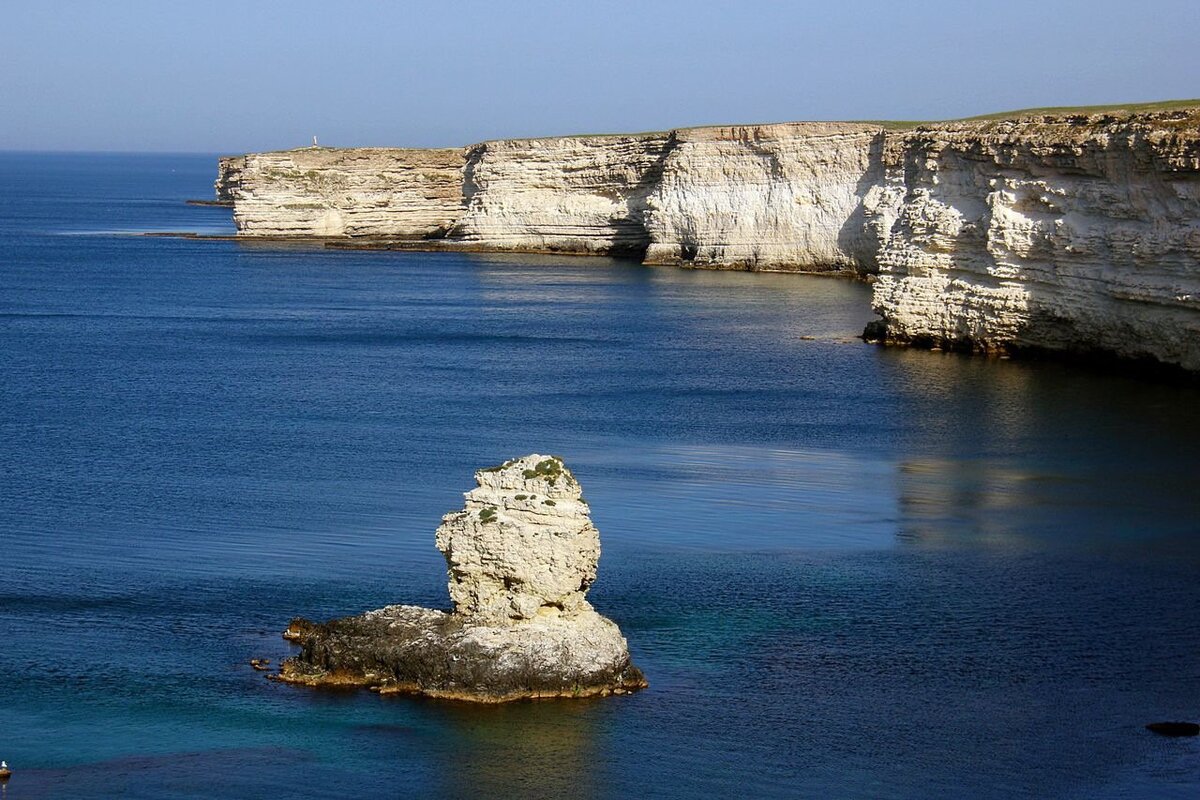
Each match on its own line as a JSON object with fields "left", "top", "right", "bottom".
{"left": 231, "top": 146, "right": 466, "bottom": 238}
{"left": 450, "top": 135, "right": 673, "bottom": 257}
{"left": 863, "top": 110, "right": 1200, "bottom": 372}
{"left": 447, "top": 125, "right": 885, "bottom": 271}
{"left": 436, "top": 454, "right": 599, "bottom": 624}
{"left": 280, "top": 455, "right": 646, "bottom": 702}
{"left": 643, "top": 123, "right": 884, "bottom": 273}
{"left": 226, "top": 107, "right": 1200, "bottom": 372}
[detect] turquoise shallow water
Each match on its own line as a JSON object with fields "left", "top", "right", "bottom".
{"left": 0, "top": 153, "right": 1199, "bottom": 798}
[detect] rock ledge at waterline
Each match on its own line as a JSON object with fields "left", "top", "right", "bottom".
{"left": 279, "top": 455, "right": 647, "bottom": 702}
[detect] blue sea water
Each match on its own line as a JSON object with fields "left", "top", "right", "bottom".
{"left": 0, "top": 152, "right": 1198, "bottom": 799}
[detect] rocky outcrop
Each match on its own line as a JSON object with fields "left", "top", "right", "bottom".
{"left": 1146, "top": 721, "right": 1200, "bottom": 737}
{"left": 222, "top": 106, "right": 1200, "bottom": 372}
{"left": 230, "top": 147, "right": 466, "bottom": 238}
{"left": 279, "top": 455, "right": 646, "bottom": 702}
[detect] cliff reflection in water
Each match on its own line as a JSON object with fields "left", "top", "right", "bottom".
{"left": 882, "top": 347, "right": 1200, "bottom": 556}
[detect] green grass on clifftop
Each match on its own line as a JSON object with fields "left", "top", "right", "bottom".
{"left": 511, "top": 99, "right": 1200, "bottom": 139}
{"left": 840, "top": 99, "right": 1200, "bottom": 130}
{"left": 961, "top": 98, "right": 1200, "bottom": 120}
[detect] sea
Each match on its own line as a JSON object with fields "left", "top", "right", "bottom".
{"left": 1, "top": 152, "right": 1198, "bottom": 799}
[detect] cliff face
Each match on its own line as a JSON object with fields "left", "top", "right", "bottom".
{"left": 226, "top": 128, "right": 883, "bottom": 271}
{"left": 864, "top": 112, "right": 1200, "bottom": 371}
{"left": 222, "top": 107, "right": 1200, "bottom": 372}
{"left": 214, "top": 156, "right": 244, "bottom": 204}
{"left": 643, "top": 123, "right": 884, "bottom": 272}
{"left": 230, "top": 147, "right": 465, "bottom": 238}
{"left": 452, "top": 134, "right": 673, "bottom": 256}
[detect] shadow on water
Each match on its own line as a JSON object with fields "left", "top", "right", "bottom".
{"left": 415, "top": 700, "right": 602, "bottom": 799}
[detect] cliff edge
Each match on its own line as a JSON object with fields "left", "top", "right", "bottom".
{"left": 279, "top": 455, "right": 646, "bottom": 702}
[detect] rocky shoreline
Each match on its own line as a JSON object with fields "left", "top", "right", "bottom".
{"left": 277, "top": 455, "right": 647, "bottom": 702}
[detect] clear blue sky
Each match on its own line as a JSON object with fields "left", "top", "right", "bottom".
{"left": 2, "top": 0, "right": 1197, "bottom": 152}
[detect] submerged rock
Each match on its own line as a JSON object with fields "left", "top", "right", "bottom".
{"left": 280, "top": 455, "right": 646, "bottom": 702}
{"left": 1146, "top": 721, "right": 1200, "bottom": 737}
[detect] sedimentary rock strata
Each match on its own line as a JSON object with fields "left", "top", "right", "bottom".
{"left": 231, "top": 147, "right": 466, "bottom": 238}
{"left": 435, "top": 454, "right": 599, "bottom": 623}
{"left": 218, "top": 107, "right": 1200, "bottom": 372}
{"left": 452, "top": 134, "right": 673, "bottom": 256}
{"left": 280, "top": 455, "right": 646, "bottom": 702}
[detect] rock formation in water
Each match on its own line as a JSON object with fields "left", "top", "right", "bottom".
{"left": 279, "top": 454, "right": 646, "bottom": 702}
{"left": 1146, "top": 721, "right": 1200, "bottom": 737}
{"left": 216, "top": 106, "right": 1200, "bottom": 372}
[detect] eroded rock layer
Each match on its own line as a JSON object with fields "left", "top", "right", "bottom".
{"left": 435, "top": 455, "right": 599, "bottom": 624}
{"left": 221, "top": 107, "right": 1200, "bottom": 371}
{"left": 214, "top": 156, "right": 244, "bottom": 205}
{"left": 284, "top": 605, "right": 642, "bottom": 702}
{"left": 280, "top": 455, "right": 646, "bottom": 702}
{"left": 231, "top": 147, "right": 466, "bottom": 238}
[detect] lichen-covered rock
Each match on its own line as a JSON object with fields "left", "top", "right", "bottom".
{"left": 281, "top": 604, "right": 643, "bottom": 702}
{"left": 279, "top": 455, "right": 645, "bottom": 702}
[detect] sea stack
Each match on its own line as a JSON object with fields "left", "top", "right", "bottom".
{"left": 279, "top": 454, "right": 646, "bottom": 701}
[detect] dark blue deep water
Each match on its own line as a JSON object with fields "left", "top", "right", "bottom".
{"left": 1, "top": 153, "right": 1199, "bottom": 799}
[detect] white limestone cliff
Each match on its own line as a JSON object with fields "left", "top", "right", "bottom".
{"left": 214, "top": 155, "right": 244, "bottom": 204}
{"left": 220, "top": 107, "right": 1200, "bottom": 373}
{"left": 643, "top": 123, "right": 884, "bottom": 271}
{"left": 451, "top": 135, "right": 672, "bottom": 256}
{"left": 862, "top": 112, "right": 1200, "bottom": 372}
{"left": 230, "top": 146, "right": 465, "bottom": 238}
